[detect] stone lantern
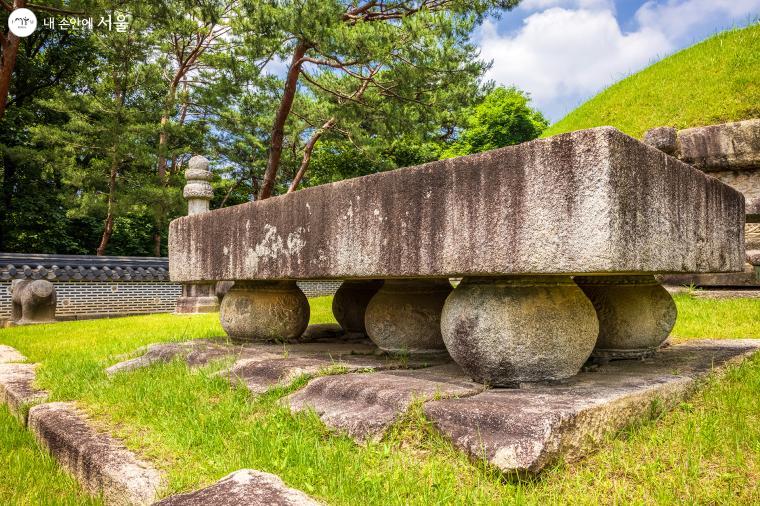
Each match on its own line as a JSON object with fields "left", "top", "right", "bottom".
{"left": 175, "top": 155, "right": 220, "bottom": 313}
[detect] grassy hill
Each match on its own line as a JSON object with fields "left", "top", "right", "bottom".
{"left": 543, "top": 22, "right": 760, "bottom": 139}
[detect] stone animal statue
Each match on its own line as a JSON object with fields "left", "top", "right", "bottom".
{"left": 11, "top": 279, "right": 57, "bottom": 325}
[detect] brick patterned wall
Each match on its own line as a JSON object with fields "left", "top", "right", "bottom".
{"left": 0, "top": 280, "right": 341, "bottom": 321}
{"left": 0, "top": 281, "right": 181, "bottom": 320}
{"left": 298, "top": 280, "right": 342, "bottom": 298}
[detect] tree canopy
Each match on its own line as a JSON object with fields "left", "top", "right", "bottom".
{"left": 1, "top": 0, "right": 547, "bottom": 256}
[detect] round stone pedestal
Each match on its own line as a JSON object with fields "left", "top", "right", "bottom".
{"left": 441, "top": 276, "right": 598, "bottom": 386}
{"left": 332, "top": 280, "right": 383, "bottom": 335}
{"left": 220, "top": 281, "right": 309, "bottom": 343}
{"left": 365, "top": 279, "right": 452, "bottom": 354}
{"left": 574, "top": 275, "right": 676, "bottom": 359}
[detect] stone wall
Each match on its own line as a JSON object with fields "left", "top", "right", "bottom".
{"left": 0, "top": 253, "right": 342, "bottom": 323}
{"left": 297, "top": 280, "right": 341, "bottom": 298}
{"left": 0, "top": 279, "right": 339, "bottom": 322}
{"left": 0, "top": 281, "right": 181, "bottom": 321}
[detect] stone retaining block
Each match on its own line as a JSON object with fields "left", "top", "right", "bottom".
{"left": 28, "top": 402, "right": 165, "bottom": 505}
{"left": 0, "top": 362, "right": 48, "bottom": 424}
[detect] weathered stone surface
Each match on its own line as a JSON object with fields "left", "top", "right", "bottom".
{"left": 365, "top": 279, "right": 451, "bottom": 354}
{"left": 660, "top": 263, "right": 760, "bottom": 288}
{"left": 676, "top": 119, "right": 760, "bottom": 172}
{"left": 154, "top": 469, "right": 319, "bottom": 506}
{"left": 28, "top": 402, "right": 165, "bottom": 505}
{"left": 425, "top": 339, "right": 760, "bottom": 475}
{"left": 184, "top": 155, "right": 213, "bottom": 216}
{"left": 228, "top": 351, "right": 445, "bottom": 395}
{"left": 746, "top": 250, "right": 760, "bottom": 266}
{"left": 220, "top": 281, "right": 309, "bottom": 343}
{"left": 576, "top": 275, "right": 676, "bottom": 359}
{"left": 0, "top": 362, "right": 48, "bottom": 423}
{"left": 286, "top": 364, "right": 484, "bottom": 441}
{"left": 0, "top": 344, "right": 27, "bottom": 363}
{"left": 175, "top": 282, "right": 220, "bottom": 314}
{"left": 642, "top": 126, "right": 678, "bottom": 155}
{"left": 11, "top": 279, "right": 56, "bottom": 325}
{"left": 706, "top": 170, "right": 760, "bottom": 218}
{"left": 106, "top": 335, "right": 382, "bottom": 376}
{"left": 332, "top": 279, "right": 383, "bottom": 335}
{"left": 441, "top": 276, "right": 598, "bottom": 386}
{"left": 170, "top": 127, "right": 744, "bottom": 282}
{"left": 106, "top": 339, "right": 239, "bottom": 376}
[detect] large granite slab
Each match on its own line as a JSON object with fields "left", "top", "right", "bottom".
{"left": 154, "top": 469, "right": 319, "bottom": 505}
{"left": 28, "top": 402, "right": 165, "bottom": 505}
{"left": 424, "top": 339, "right": 760, "bottom": 475}
{"left": 170, "top": 127, "right": 743, "bottom": 282}
{"left": 286, "top": 363, "right": 484, "bottom": 441}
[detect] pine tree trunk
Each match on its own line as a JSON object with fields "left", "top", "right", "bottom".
{"left": 153, "top": 231, "right": 161, "bottom": 256}
{"left": 259, "top": 40, "right": 308, "bottom": 200}
{"left": 288, "top": 117, "right": 336, "bottom": 193}
{"left": 96, "top": 156, "right": 118, "bottom": 256}
{"left": 0, "top": 1, "right": 26, "bottom": 120}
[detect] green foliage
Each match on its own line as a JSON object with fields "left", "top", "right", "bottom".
{"left": 442, "top": 87, "right": 548, "bottom": 157}
{"left": 1, "top": 1, "right": 530, "bottom": 254}
{"left": 544, "top": 23, "right": 760, "bottom": 139}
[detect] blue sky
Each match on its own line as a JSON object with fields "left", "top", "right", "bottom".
{"left": 480, "top": 0, "right": 760, "bottom": 121}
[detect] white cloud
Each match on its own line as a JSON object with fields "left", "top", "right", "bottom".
{"left": 479, "top": 7, "right": 671, "bottom": 119}
{"left": 519, "top": 0, "right": 613, "bottom": 11}
{"left": 480, "top": 0, "right": 760, "bottom": 120}
{"left": 635, "top": 0, "right": 760, "bottom": 41}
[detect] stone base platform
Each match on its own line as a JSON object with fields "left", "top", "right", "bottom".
{"left": 424, "top": 339, "right": 760, "bottom": 475}
{"left": 106, "top": 335, "right": 759, "bottom": 476}
{"left": 286, "top": 363, "right": 485, "bottom": 441}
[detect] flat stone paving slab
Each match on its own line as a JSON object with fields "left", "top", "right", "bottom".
{"left": 154, "top": 469, "right": 319, "bottom": 506}
{"left": 0, "top": 362, "right": 49, "bottom": 424}
{"left": 107, "top": 332, "right": 437, "bottom": 396}
{"left": 107, "top": 327, "right": 380, "bottom": 377}
{"left": 286, "top": 363, "right": 485, "bottom": 441}
{"left": 423, "top": 339, "right": 760, "bottom": 475}
{"left": 28, "top": 402, "right": 165, "bottom": 505}
{"left": 0, "top": 344, "right": 27, "bottom": 363}
{"left": 228, "top": 353, "right": 447, "bottom": 395}
{"left": 106, "top": 339, "right": 244, "bottom": 376}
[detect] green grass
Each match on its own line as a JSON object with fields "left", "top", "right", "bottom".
{"left": 543, "top": 22, "right": 760, "bottom": 139}
{"left": 0, "top": 404, "right": 100, "bottom": 505}
{"left": 671, "top": 293, "right": 760, "bottom": 341}
{"left": 1, "top": 294, "right": 759, "bottom": 504}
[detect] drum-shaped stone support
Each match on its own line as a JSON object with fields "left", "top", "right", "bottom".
{"left": 365, "top": 279, "right": 452, "bottom": 354}
{"left": 332, "top": 280, "right": 383, "bottom": 336}
{"left": 574, "top": 275, "right": 677, "bottom": 359}
{"left": 220, "top": 281, "right": 309, "bottom": 343}
{"left": 441, "top": 276, "right": 598, "bottom": 386}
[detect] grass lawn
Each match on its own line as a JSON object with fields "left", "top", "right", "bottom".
{"left": 543, "top": 23, "right": 760, "bottom": 139}
{"left": 1, "top": 293, "right": 759, "bottom": 504}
